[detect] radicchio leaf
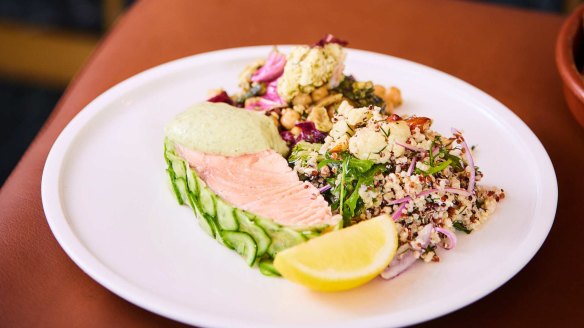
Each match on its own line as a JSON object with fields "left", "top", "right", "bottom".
{"left": 296, "top": 121, "right": 327, "bottom": 144}
{"left": 313, "top": 34, "right": 349, "bottom": 47}
{"left": 244, "top": 79, "right": 286, "bottom": 111}
{"left": 251, "top": 50, "right": 286, "bottom": 83}
{"left": 207, "top": 91, "right": 234, "bottom": 105}
{"left": 279, "top": 130, "right": 297, "bottom": 146}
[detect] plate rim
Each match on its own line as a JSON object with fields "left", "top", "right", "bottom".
{"left": 41, "top": 45, "right": 558, "bottom": 328}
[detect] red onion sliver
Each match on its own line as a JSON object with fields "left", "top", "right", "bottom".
{"left": 434, "top": 227, "right": 457, "bottom": 250}
{"left": 443, "top": 187, "right": 471, "bottom": 197}
{"left": 387, "top": 196, "right": 411, "bottom": 206}
{"left": 395, "top": 141, "right": 425, "bottom": 153}
{"left": 381, "top": 224, "right": 433, "bottom": 280}
{"left": 319, "top": 184, "right": 331, "bottom": 193}
{"left": 391, "top": 202, "right": 409, "bottom": 221}
{"left": 416, "top": 188, "right": 438, "bottom": 197}
{"left": 417, "top": 224, "right": 434, "bottom": 249}
{"left": 381, "top": 250, "right": 417, "bottom": 280}
{"left": 407, "top": 156, "right": 418, "bottom": 176}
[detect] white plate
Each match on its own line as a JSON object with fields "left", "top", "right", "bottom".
{"left": 42, "top": 46, "right": 557, "bottom": 328}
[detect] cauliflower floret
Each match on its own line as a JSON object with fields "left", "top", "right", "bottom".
{"left": 329, "top": 118, "right": 354, "bottom": 139}
{"left": 346, "top": 107, "right": 371, "bottom": 127}
{"left": 349, "top": 128, "right": 391, "bottom": 163}
{"left": 277, "top": 44, "right": 346, "bottom": 101}
{"left": 336, "top": 100, "right": 353, "bottom": 118}
{"left": 386, "top": 121, "right": 411, "bottom": 157}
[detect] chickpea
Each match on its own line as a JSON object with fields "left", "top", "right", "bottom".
{"left": 293, "top": 104, "right": 306, "bottom": 115}
{"left": 327, "top": 106, "right": 335, "bottom": 119}
{"left": 292, "top": 93, "right": 312, "bottom": 106}
{"left": 373, "top": 84, "right": 386, "bottom": 98}
{"left": 290, "top": 126, "right": 301, "bottom": 136}
{"left": 316, "top": 93, "right": 343, "bottom": 107}
{"left": 280, "top": 108, "right": 300, "bottom": 130}
{"left": 311, "top": 86, "right": 329, "bottom": 102}
{"left": 269, "top": 112, "right": 280, "bottom": 128}
{"left": 385, "top": 86, "right": 402, "bottom": 107}
{"left": 244, "top": 97, "right": 260, "bottom": 108}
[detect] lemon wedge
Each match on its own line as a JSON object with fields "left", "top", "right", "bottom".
{"left": 274, "top": 214, "right": 398, "bottom": 292}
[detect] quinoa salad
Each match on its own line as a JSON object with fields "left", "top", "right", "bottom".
{"left": 203, "top": 35, "right": 505, "bottom": 279}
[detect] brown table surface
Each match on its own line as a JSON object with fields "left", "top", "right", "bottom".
{"left": 1, "top": 0, "right": 583, "bottom": 327}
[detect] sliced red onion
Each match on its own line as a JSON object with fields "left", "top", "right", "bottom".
{"left": 416, "top": 188, "right": 438, "bottom": 197}
{"left": 395, "top": 141, "right": 425, "bottom": 153}
{"left": 417, "top": 224, "right": 434, "bottom": 249}
{"left": 381, "top": 223, "right": 433, "bottom": 280}
{"left": 319, "top": 184, "right": 331, "bottom": 193}
{"left": 251, "top": 51, "right": 286, "bottom": 83}
{"left": 407, "top": 156, "right": 418, "bottom": 176}
{"left": 443, "top": 187, "right": 471, "bottom": 197}
{"left": 381, "top": 250, "right": 417, "bottom": 280}
{"left": 387, "top": 196, "right": 411, "bottom": 206}
{"left": 434, "top": 227, "right": 457, "bottom": 250}
{"left": 391, "top": 202, "right": 409, "bottom": 221}
{"left": 451, "top": 128, "right": 475, "bottom": 194}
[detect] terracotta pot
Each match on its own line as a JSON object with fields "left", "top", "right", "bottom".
{"left": 556, "top": 4, "right": 584, "bottom": 128}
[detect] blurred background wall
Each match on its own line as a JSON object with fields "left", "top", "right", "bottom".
{"left": 0, "top": 0, "right": 581, "bottom": 187}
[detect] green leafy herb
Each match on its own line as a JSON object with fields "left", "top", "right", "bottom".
{"left": 458, "top": 206, "right": 468, "bottom": 214}
{"left": 234, "top": 83, "right": 263, "bottom": 104}
{"left": 319, "top": 153, "right": 386, "bottom": 227}
{"left": 453, "top": 221, "right": 472, "bottom": 234}
{"left": 334, "top": 75, "right": 384, "bottom": 107}
{"left": 429, "top": 140, "right": 436, "bottom": 166}
{"left": 424, "top": 159, "right": 452, "bottom": 175}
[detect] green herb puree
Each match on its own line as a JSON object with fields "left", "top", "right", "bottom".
{"left": 165, "top": 102, "right": 289, "bottom": 156}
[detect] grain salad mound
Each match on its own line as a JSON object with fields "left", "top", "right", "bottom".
{"left": 288, "top": 101, "right": 505, "bottom": 278}
{"left": 204, "top": 34, "right": 505, "bottom": 280}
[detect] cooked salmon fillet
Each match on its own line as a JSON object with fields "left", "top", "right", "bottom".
{"left": 175, "top": 144, "right": 336, "bottom": 227}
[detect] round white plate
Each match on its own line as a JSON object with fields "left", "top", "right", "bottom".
{"left": 42, "top": 46, "right": 557, "bottom": 328}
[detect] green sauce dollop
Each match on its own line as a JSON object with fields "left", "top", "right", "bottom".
{"left": 165, "top": 102, "right": 289, "bottom": 156}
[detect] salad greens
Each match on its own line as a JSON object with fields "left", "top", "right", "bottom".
{"left": 416, "top": 137, "right": 464, "bottom": 176}
{"left": 290, "top": 142, "right": 387, "bottom": 228}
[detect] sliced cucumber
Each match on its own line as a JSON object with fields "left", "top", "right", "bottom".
{"left": 166, "top": 168, "right": 183, "bottom": 205}
{"left": 258, "top": 259, "right": 281, "bottom": 277}
{"left": 255, "top": 217, "right": 307, "bottom": 257}
{"left": 197, "top": 180, "right": 216, "bottom": 217}
{"left": 222, "top": 231, "right": 257, "bottom": 266}
{"left": 234, "top": 211, "right": 271, "bottom": 257}
{"left": 215, "top": 199, "right": 239, "bottom": 231}
{"left": 164, "top": 138, "right": 338, "bottom": 269}
{"left": 185, "top": 163, "right": 198, "bottom": 194}
{"left": 174, "top": 177, "right": 189, "bottom": 205}
{"left": 172, "top": 158, "right": 186, "bottom": 179}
